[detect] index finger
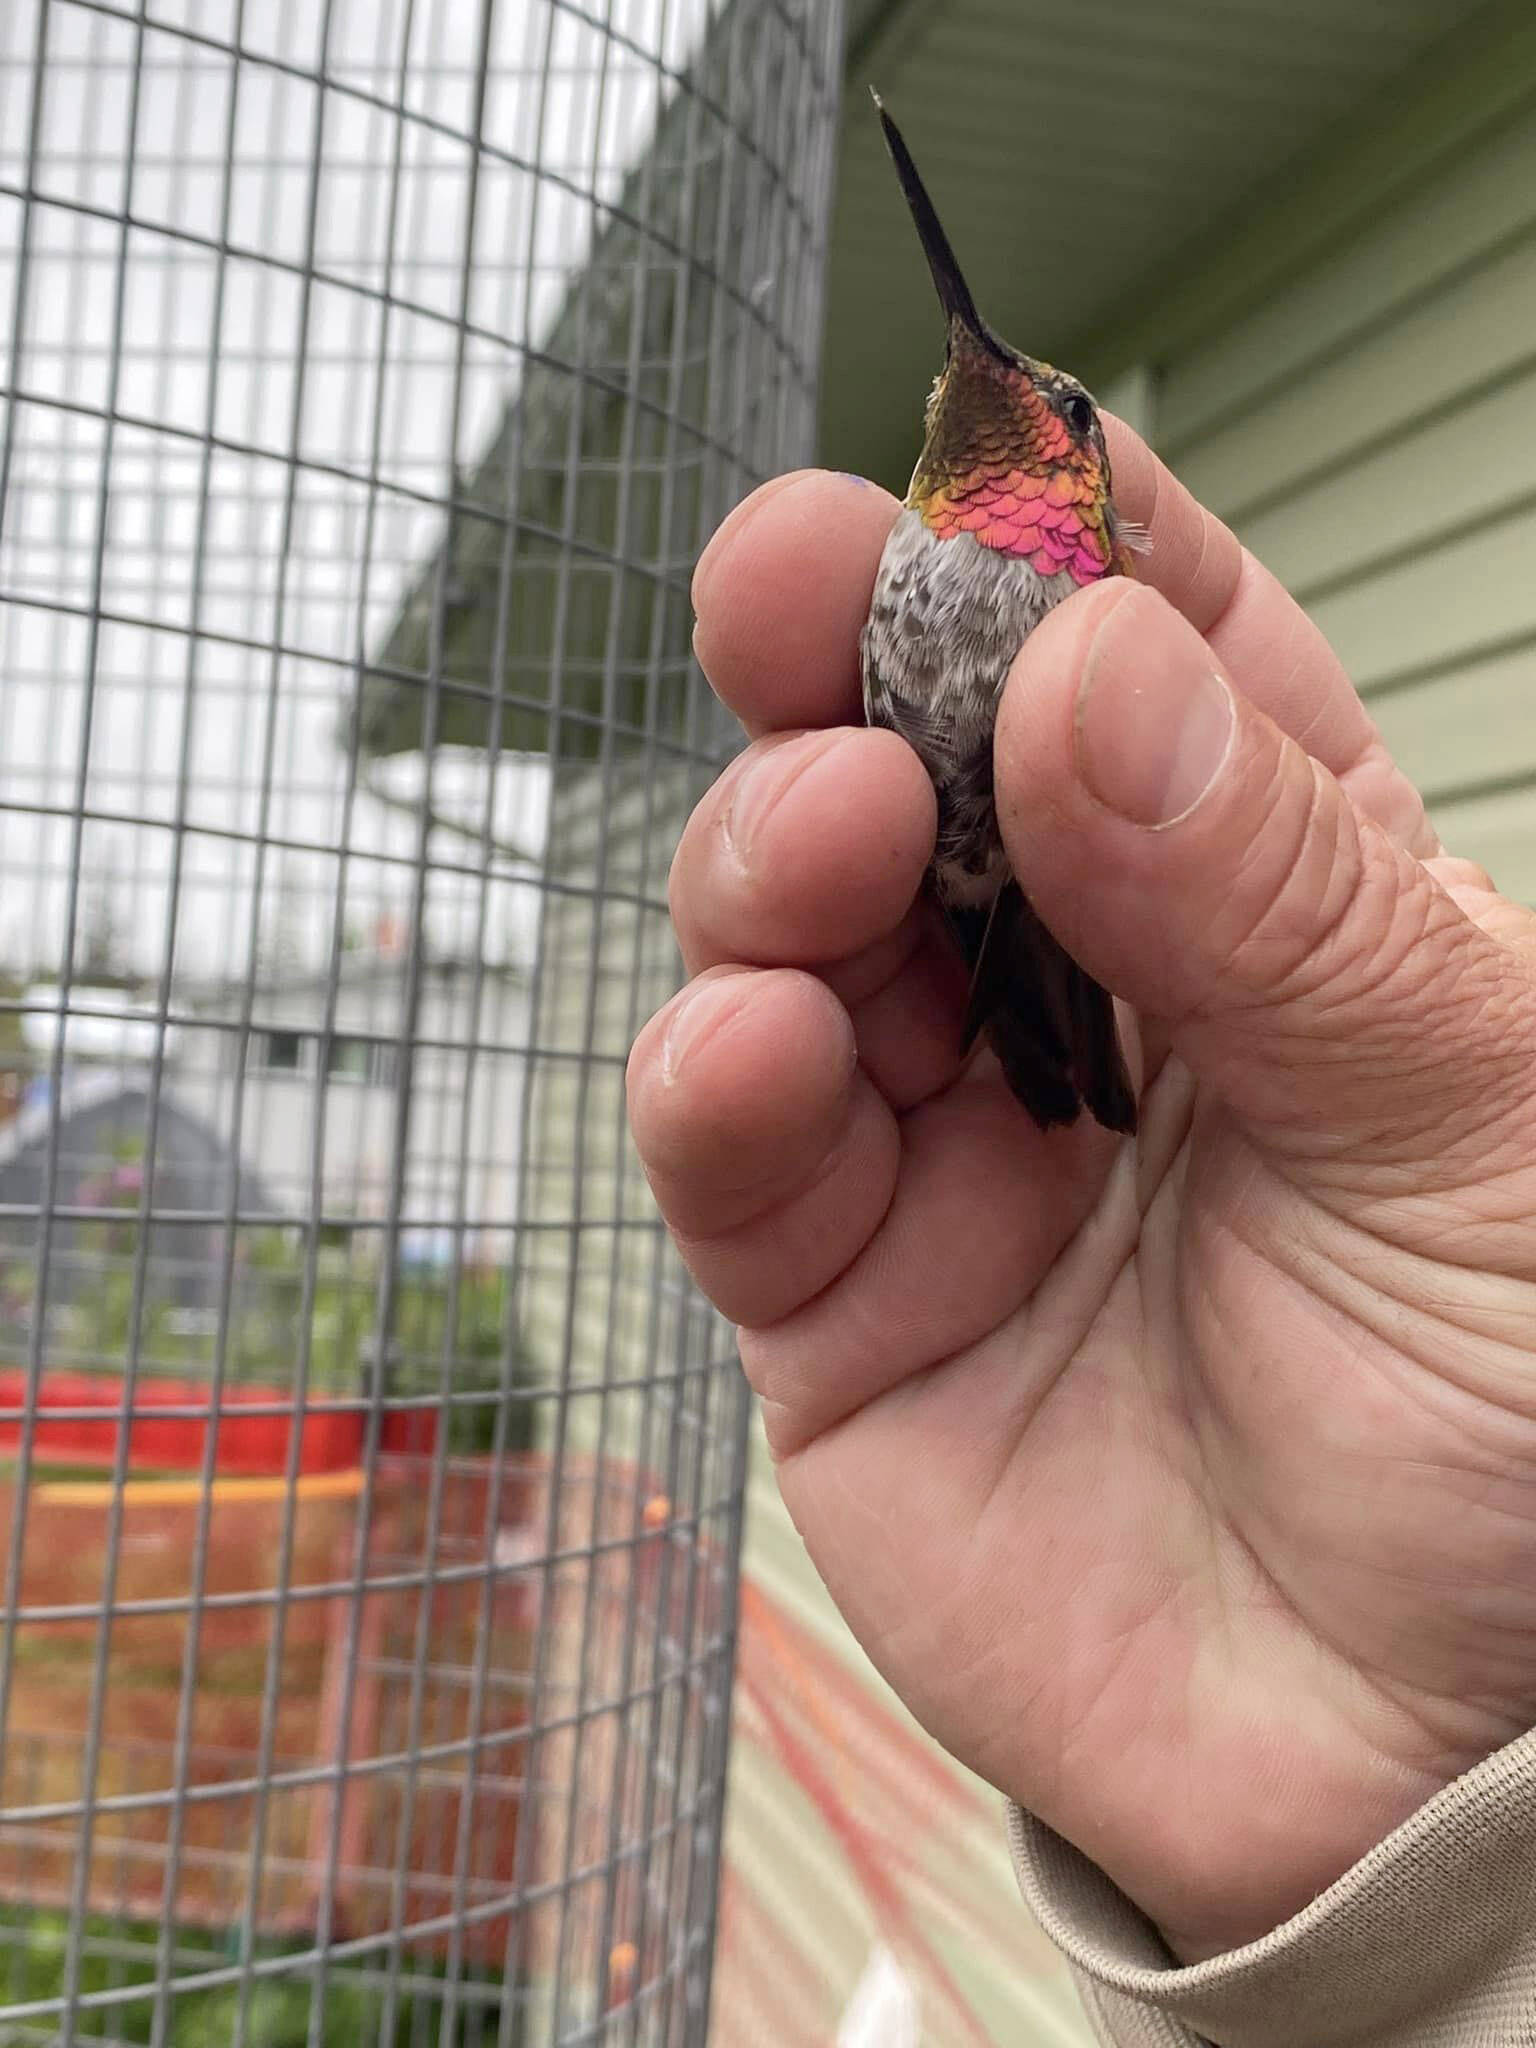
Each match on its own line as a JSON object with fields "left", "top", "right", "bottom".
{"left": 691, "top": 469, "right": 900, "bottom": 736}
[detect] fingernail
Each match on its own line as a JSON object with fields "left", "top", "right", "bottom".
{"left": 691, "top": 470, "right": 812, "bottom": 617}
{"left": 722, "top": 729, "right": 844, "bottom": 868}
{"left": 660, "top": 974, "right": 751, "bottom": 1084}
{"left": 1074, "top": 592, "right": 1235, "bottom": 827}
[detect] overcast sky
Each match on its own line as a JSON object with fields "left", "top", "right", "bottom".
{"left": 0, "top": 0, "right": 710, "bottom": 989}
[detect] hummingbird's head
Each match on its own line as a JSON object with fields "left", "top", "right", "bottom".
{"left": 873, "top": 94, "right": 1129, "bottom": 586}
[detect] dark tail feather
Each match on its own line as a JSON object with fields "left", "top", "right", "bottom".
{"left": 1065, "top": 952, "right": 1139, "bottom": 1134}
{"left": 950, "top": 883, "right": 1137, "bottom": 1136}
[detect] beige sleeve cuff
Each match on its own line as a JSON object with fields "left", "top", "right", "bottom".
{"left": 1007, "top": 1729, "right": 1536, "bottom": 2047}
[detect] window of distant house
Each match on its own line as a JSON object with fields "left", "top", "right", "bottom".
{"left": 260, "top": 1030, "right": 304, "bottom": 1072}
{"left": 327, "top": 1037, "right": 370, "bottom": 1079}
{"left": 251, "top": 1032, "right": 396, "bottom": 1085}
{"left": 326, "top": 1037, "right": 397, "bottom": 1087}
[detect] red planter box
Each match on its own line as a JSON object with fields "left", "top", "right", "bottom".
{"left": 0, "top": 1368, "right": 437, "bottom": 1475}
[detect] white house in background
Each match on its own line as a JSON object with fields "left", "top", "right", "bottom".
{"left": 20, "top": 982, "right": 180, "bottom": 1068}
{"left": 154, "top": 949, "right": 529, "bottom": 1263}
{"left": 169, "top": 948, "right": 531, "bottom": 1260}
{"left": 11, "top": 952, "right": 530, "bottom": 1264}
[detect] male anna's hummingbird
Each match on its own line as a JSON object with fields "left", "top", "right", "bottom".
{"left": 861, "top": 98, "right": 1141, "bottom": 1135}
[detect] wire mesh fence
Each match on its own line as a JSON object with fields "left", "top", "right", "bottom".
{"left": 0, "top": 0, "right": 844, "bottom": 2039}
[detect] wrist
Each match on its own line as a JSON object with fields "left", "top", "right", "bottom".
{"left": 1011, "top": 1731, "right": 1536, "bottom": 2048}
{"left": 1012, "top": 1729, "right": 1465, "bottom": 1965}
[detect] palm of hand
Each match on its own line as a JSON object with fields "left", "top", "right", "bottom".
{"left": 628, "top": 441, "right": 1536, "bottom": 1962}
{"left": 780, "top": 1033, "right": 1536, "bottom": 1961}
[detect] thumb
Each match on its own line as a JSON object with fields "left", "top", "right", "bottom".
{"left": 995, "top": 579, "right": 1536, "bottom": 1157}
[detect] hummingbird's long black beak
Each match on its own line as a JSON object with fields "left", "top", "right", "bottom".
{"left": 871, "top": 89, "right": 987, "bottom": 342}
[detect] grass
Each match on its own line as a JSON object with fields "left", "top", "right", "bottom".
{"left": 0, "top": 1907, "right": 513, "bottom": 2045}
{"left": 0, "top": 1461, "right": 189, "bottom": 1486}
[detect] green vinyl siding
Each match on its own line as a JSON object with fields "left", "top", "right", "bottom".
{"left": 1304, "top": 511, "right": 1536, "bottom": 699}
{"left": 520, "top": 752, "right": 734, "bottom": 1433}
{"left": 1154, "top": 104, "right": 1536, "bottom": 451}
{"left": 1364, "top": 648, "right": 1536, "bottom": 806}
{"left": 1230, "top": 365, "right": 1536, "bottom": 600}
{"left": 1415, "top": 783, "right": 1536, "bottom": 907}
{"left": 1152, "top": 83, "right": 1536, "bottom": 903}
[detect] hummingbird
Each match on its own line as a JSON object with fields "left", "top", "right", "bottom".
{"left": 860, "top": 95, "right": 1142, "bottom": 1136}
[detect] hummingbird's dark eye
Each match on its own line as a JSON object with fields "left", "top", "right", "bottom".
{"left": 1062, "top": 392, "right": 1095, "bottom": 437}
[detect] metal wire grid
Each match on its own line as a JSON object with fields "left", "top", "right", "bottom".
{"left": 0, "top": 0, "right": 844, "bottom": 2040}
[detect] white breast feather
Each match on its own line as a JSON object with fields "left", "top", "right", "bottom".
{"left": 860, "top": 510, "right": 1078, "bottom": 904}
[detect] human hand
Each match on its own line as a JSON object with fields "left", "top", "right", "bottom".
{"left": 626, "top": 435, "right": 1536, "bottom": 1962}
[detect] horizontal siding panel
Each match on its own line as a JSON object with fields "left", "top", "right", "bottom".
{"left": 1430, "top": 782, "right": 1536, "bottom": 903}
{"left": 1160, "top": 110, "right": 1536, "bottom": 446}
{"left": 1293, "top": 503, "right": 1536, "bottom": 693}
{"left": 1174, "top": 231, "right": 1536, "bottom": 521}
{"left": 1370, "top": 647, "right": 1536, "bottom": 804}
{"left": 1155, "top": 68, "right": 1536, "bottom": 932}
{"left": 1240, "top": 365, "right": 1536, "bottom": 598}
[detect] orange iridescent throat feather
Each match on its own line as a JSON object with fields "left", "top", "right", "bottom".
{"left": 909, "top": 330, "right": 1117, "bottom": 586}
